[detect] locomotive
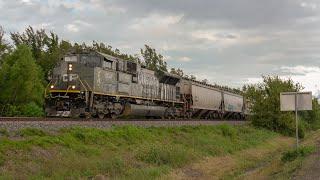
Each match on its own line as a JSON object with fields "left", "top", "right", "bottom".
{"left": 45, "top": 51, "right": 248, "bottom": 119}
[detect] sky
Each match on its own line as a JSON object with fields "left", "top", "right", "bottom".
{"left": 1, "top": 0, "right": 320, "bottom": 96}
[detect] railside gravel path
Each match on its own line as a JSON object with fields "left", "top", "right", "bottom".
{"left": 0, "top": 118, "right": 246, "bottom": 131}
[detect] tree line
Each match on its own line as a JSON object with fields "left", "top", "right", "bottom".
{"left": 0, "top": 25, "right": 240, "bottom": 116}
{"left": 1, "top": 25, "right": 319, "bottom": 139}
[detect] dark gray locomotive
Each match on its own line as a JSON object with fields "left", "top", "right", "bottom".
{"left": 45, "top": 51, "right": 248, "bottom": 119}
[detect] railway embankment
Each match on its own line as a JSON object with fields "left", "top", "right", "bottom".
{"left": 0, "top": 124, "right": 277, "bottom": 179}
{"left": 165, "top": 130, "right": 320, "bottom": 180}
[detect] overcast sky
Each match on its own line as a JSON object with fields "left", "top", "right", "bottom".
{"left": 1, "top": 0, "right": 320, "bottom": 95}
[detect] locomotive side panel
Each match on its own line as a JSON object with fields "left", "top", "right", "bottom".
{"left": 93, "top": 67, "right": 117, "bottom": 94}
{"left": 191, "top": 84, "right": 222, "bottom": 111}
{"left": 138, "top": 68, "right": 160, "bottom": 99}
{"left": 223, "top": 92, "right": 244, "bottom": 113}
{"left": 160, "top": 83, "right": 177, "bottom": 101}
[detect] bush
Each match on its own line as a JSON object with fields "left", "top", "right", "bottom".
{"left": 281, "top": 146, "right": 315, "bottom": 162}
{"left": 20, "top": 102, "right": 44, "bottom": 117}
{"left": 0, "top": 129, "right": 9, "bottom": 137}
{"left": 244, "top": 76, "right": 315, "bottom": 137}
{"left": 2, "top": 104, "right": 21, "bottom": 117}
{"left": 18, "top": 128, "right": 47, "bottom": 137}
{"left": 0, "top": 102, "right": 44, "bottom": 117}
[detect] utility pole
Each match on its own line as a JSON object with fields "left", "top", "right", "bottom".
{"left": 295, "top": 93, "right": 299, "bottom": 148}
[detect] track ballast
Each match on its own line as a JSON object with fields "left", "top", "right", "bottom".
{"left": 0, "top": 117, "right": 247, "bottom": 131}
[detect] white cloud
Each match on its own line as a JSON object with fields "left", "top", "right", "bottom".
{"left": 178, "top": 56, "right": 192, "bottom": 62}
{"left": 65, "top": 24, "right": 79, "bottom": 33}
{"left": 245, "top": 66, "right": 320, "bottom": 97}
{"left": 129, "top": 13, "right": 183, "bottom": 31}
{"left": 21, "top": 0, "right": 33, "bottom": 5}
{"left": 300, "top": 2, "right": 318, "bottom": 10}
{"left": 32, "top": 23, "right": 53, "bottom": 30}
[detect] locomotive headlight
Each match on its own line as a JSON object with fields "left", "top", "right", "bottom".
{"left": 50, "top": 85, "right": 54, "bottom": 89}
{"left": 68, "top": 64, "right": 73, "bottom": 71}
{"left": 71, "top": 85, "right": 76, "bottom": 89}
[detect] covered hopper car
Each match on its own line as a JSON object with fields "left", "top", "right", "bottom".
{"left": 45, "top": 51, "right": 248, "bottom": 119}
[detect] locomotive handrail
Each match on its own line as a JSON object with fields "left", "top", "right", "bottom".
{"left": 78, "top": 78, "right": 88, "bottom": 92}
{"left": 44, "top": 79, "right": 53, "bottom": 97}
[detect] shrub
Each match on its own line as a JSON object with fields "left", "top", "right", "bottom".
{"left": 281, "top": 146, "right": 315, "bottom": 162}
{"left": 244, "top": 76, "right": 313, "bottom": 137}
{"left": 18, "top": 128, "right": 47, "bottom": 137}
{"left": 20, "top": 102, "right": 44, "bottom": 117}
{"left": 3, "top": 104, "right": 21, "bottom": 117}
{"left": 0, "top": 128, "right": 9, "bottom": 137}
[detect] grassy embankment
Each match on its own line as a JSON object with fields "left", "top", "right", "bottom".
{"left": 0, "top": 124, "right": 278, "bottom": 179}
{"left": 238, "top": 130, "right": 320, "bottom": 180}
{"left": 168, "top": 129, "right": 320, "bottom": 180}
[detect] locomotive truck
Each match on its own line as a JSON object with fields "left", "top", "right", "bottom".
{"left": 45, "top": 51, "right": 248, "bottom": 119}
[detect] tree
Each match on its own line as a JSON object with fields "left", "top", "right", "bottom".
{"left": 243, "top": 75, "right": 306, "bottom": 137}
{"left": 170, "top": 67, "right": 184, "bottom": 77}
{"left": 190, "top": 75, "right": 196, "bottom": 80}
{"left": 0, "top": 26, "right": 10, "bottom": 63}
{"left": 201, "top": 79, "right": 208, "bottom": 84}
{"left": 141, "top": 45, "right": 167, "bottom": 72}
{"left": 0, "top": 45, "right": 44, "bottom": 116}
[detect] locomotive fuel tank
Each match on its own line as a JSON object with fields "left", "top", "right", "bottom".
{"left": 122, "top": 104, "right": 167, "bottom": 117}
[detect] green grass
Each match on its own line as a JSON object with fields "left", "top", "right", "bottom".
{"left": 0, "top": 124, "right": 277, "bottom": 179}
{"left": 281, "top": 146, "right": 316, "bottom": 162}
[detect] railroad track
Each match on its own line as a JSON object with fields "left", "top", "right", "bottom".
{"left": 0, "top": 117, "right": 247, "bottom": 131}
{"left": 0, "top": 117, "right": 245, "bottom": 121}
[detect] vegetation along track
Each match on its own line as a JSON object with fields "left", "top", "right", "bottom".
{"left": 0, "top": 117, "right": 246, "bottom": 131}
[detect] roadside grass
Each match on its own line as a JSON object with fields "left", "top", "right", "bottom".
{"left": 0, "top": 124, "right": 277, "bottom": 179}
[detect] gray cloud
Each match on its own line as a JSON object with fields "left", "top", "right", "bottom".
{"left": 1, "top": 0, "right": 320, "bottom": 93}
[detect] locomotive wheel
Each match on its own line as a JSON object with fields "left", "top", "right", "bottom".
{"left": 98, "top": 113, "right": 105, "bottom": 119}
{"left": 110, "top": 113, "right": 118, "bottom": 119}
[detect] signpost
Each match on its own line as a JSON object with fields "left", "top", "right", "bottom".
{"left": 280, "top": 92, "right": 312, "bottom": 148}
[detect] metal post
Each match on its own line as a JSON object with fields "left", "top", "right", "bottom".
{"left": 295, "top": 93, "right": 299, "bottom": 148}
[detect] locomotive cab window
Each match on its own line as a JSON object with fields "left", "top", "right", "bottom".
{"left": 64, "top": 56, "right": 77, "bottom": 62}
{"left": 103, "top": 59, "right": 113, "bottom": 69}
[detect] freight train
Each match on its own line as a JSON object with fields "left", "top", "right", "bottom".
{"left": 45, "top": 51, "right": 249, "bottom": 119}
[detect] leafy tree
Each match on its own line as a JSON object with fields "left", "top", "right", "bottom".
{"left": 0, "top": 26, "right": 10, "bottom": 63}
{"left": 299, "top": 98, "right": 320, "bottom": 130}
{"left": 189, "top": 75, "right": 196, "bottom": 80}
{"left": 243, "top": 76, "right": 307, "bottom": 137}
{"left": 170, "top": 67, "right": 184, "bottom": 77}
{"left": 141, "top": 45, "right": 167, "bottom": 72}
{"left": 10, "top": 26, "right": 60, "bottom": 78}
{"left": 201, "top": 79, "right": 208, "bottom": 84}
{"left": 0, "top": 45, "right": 44, "bottom": 116}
